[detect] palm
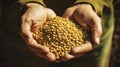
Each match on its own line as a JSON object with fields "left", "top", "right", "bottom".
{"left": 61, "top": 4, "right": 102, "bottom": 61}
{"left": 21, "top": 3, "right": 56, "bottom": 62}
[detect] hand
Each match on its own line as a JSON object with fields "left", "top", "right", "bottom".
{"left": 20, "top": 3, "right": 56, "bottom": 62}
{"left": 61, "top": 4, "right": 102, "bottom": 61}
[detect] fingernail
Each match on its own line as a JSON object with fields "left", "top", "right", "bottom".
{"left": 96, "top": 37, "right": 100, "bottom": 44}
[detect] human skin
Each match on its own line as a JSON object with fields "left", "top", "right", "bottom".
{"left": 21, "top": 3, "right": 102, "bottom": 62}
{"left": 21, "top": 3, "right": 56, "bottom": 62}
{"left": 61, "top": 4, "right": 102, "bottom": 61}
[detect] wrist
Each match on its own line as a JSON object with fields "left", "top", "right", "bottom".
{"left": 26, "top": 3, "right": 44, "bottom": 8}
{"left": 74, "top": 4, "right": 94, "bottom": 11}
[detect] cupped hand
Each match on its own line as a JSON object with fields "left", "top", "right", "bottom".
{"left": 61, "top": 4, "right": 102, "bottom": 61}
{"left": 20, "top": 3, "right": 56, "bottom": 62}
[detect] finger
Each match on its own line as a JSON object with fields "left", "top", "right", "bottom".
{"left": 61, "top": 52, "right": 74, "bottom": 61}
{"left": 31, "top": 20, "right": 45, "bottom": 31}
{"left": 62, "top": 7, "right": 76, "bottom": 19}
{"left": 28, "top": 45, "right": 49, "bottom": 53}
{"left": 21, "top": 18, "right": 49, "bottom": 53}
{"left": 90, "top": 15, "right": 102, "bottom": 45}
{"left": 46, "top": 52, "right": 56, "bottom": 62}
{"left": 71, "top": 41, "right": 93, "bottom": 55}
{"left": 73, "top": 53, "right": 85, "bottom": 58}
{"left": 61, "top": 52, "right": 85, "bottom": 62}
{"left": 27, "top": 37, "right": 49, "bottom": 53}
{"left": 55, "top": 60, "right": 61, "bottom": 63}
{"left": 21, "top": 23, "right": 49, "bottom": 53}
{"left": 36, "top": 53, "right": 47, "bottom": 59}
{"left": 31, "top": 9, "right": 47, "bottom": 31}
{"left": 36, "top": 52, "right": 56, "bottom": 62}
{"left": 21, "top": 15, "right": 33, "bottom": 39}
{"left": 46, "top": 8, "right": 56, "bottom": 20}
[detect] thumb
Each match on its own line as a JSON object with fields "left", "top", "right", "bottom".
{"left": 62, "top": 7, "right": 76, "bottom": 18}
{"left": 46, "top": 8, "right": 56, "bottom": 20}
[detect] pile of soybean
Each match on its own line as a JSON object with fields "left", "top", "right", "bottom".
{"left": 33, "top": 16, "right": 87, "bottom": 59}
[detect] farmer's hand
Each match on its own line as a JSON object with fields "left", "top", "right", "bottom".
{"left": 61, "top": 4, "right": 102, "bottom": 61}
{"left": 21, "top": 3, "right": 56, "bottom": 62}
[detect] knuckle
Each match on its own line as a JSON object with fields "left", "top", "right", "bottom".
{"left": 66, "top": 7, "right": 72, "bottom": 11}
{"left": 87, "top": 42, "right": 93, "bottom": 50}
{"left": 63, "top": 7, "right": 74, "bottom": 17}
{"left": 21, "top": 15, "right": 25, "bottom": 20}
{"left": 97, "top": 17, "right": 101, "bottom": 24}
{"left": 22, "top": 15, "right": 31, "bottom": 22}
{"left": 46, "top": 8, "right": 53, "bottom": 12}
{"left": 20, "top": 32, "right": 25, "bottom": 38}
{"left": 99, "top": 30, "right": 102, "bottom": 37}
{"left": 71, "top": 47, "right": 78, "bottom": 54}
{"left": 27, "top": 38, "right": 36, "bottom": 46}
{"left": 25, "top": 17, "right": 31, "bottom": 22}
{"left": 47, "top": 53, "right": 56, "bottom": 62}
{"left": 65, "top": 7, "right": 73, "bottom": 13}
{"left": 64, "top": 57, "right": 69, "bottom": 61}
{"left": 97, "top": 17, "right": 101, "bottom": 22}
{"left": 46, "top": 8, "right": 56, "bottom": 18}
{"left": 20, "top": 27, "right": 27, "bottom": 37}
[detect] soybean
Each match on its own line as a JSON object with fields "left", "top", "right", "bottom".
{"left": 33, "top": 16, "right": 88, "bottom": 59}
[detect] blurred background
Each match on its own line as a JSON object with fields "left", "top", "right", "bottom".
{"left": 109, "top": 0, "right": 120, "bottom": 67}
{"left": 0, "top": 0, "right": 120, "bottom": 67}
